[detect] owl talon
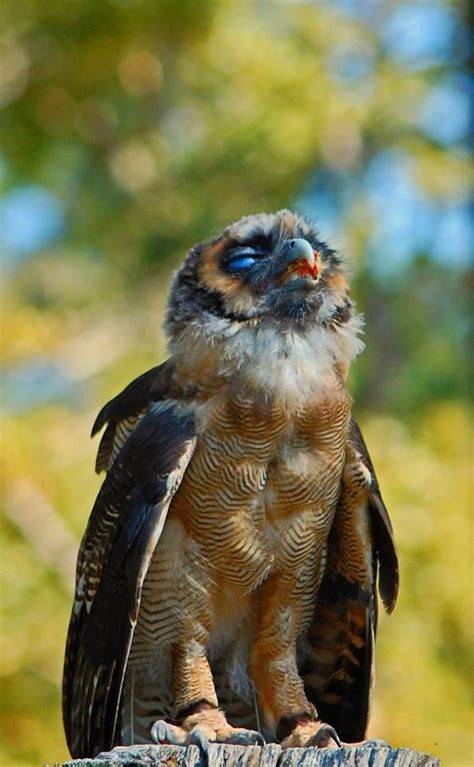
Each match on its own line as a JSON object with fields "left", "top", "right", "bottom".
{"left": 151, "top": 719, "right": 187, "bottom": 745}
{"left": 187, "top": 728, "right": 211, "bottom": 754}
{"left": 281, "top": 721, "right": 343, "bottom": 749}
{"left": 307, "top": 724, "right": 342, "bottom": 748}
{"left": 223, "top": 730, "right": 266, "bottom": 746}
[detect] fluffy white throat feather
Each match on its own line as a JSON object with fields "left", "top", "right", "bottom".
{"left": 171, "top": 307, "right": 365, "bottom": 404}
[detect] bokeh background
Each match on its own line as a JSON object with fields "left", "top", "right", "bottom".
{"left": 1, "top": 1, "right": 472, "bottom": 765}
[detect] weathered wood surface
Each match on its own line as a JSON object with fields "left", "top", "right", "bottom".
{"left": 56, "top": 743, "right": 440, "bottom": 767}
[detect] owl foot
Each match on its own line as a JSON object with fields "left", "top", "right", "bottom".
{"left": 305, "top": 724, "right": 342, "bottom": 748}
{"left": 151, "top": 708, "right": 265, "bottom": 752}
{"left": 280, "top": 720, "right": 389, "bottom": 750}
{"left": 151, "top": 720, "right": 188, "bottom": 746}
{"left": 281, "top": 721, "right": 342, "bottom": 749}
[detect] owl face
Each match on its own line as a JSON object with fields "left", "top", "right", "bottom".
{"left": 166, "top": 210, "right": 353, "bottom": 341}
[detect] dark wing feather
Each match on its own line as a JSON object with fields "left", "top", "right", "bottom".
{"left": 302, "top": 417, "right": 399, "bottom": 742}
{"left": 349, "top": 418, "right": 399, "bottom": 612}
{"left": 92, "top": 360, "right": 181, "bottom": 473}
{"left": 63, "top": 399, "right": 196, "bottom": 758}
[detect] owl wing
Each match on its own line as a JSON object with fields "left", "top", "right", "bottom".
{"left": 92, "top": 359, "right": 181, "bottom": 474}
{"left": 63, "top": 363, "right": 196, "bottom": 758}
{"left": 301, "top": 417, "right": 399, "bottom": 742}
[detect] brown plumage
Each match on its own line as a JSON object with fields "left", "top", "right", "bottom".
{"left": 63, "top": 210, "right": 399, "bottom": 758}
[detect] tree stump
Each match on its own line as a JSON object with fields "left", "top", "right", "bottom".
{"left": 55, "top": 743, "right": 440, "bottom": 767}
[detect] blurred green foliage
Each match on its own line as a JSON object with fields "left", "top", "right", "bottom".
{"left": 0, "top": 2, "right": 472, "bottom": 766}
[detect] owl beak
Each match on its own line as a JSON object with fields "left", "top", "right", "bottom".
{"left": 279, "top": 239, "right": 321, "bottom": 282}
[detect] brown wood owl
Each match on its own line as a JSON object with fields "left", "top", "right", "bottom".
{"left": 63, "top": 210, "right": 399, "bottom": 758}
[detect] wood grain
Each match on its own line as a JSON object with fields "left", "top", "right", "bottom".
{"left": 55, "top": 743, "right": 440, "bottom": 767}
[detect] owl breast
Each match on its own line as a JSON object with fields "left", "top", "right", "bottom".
{"left": 169, "top": 382, "right": 351, "bottom": 590}
{"left": 131, "top": 379, "right": 351, "bottom": 673}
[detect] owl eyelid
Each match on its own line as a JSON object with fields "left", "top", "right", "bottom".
{"left": 228, "top": 245, "right": 268, "bottom": 259}
{"left": 227, "top": 254, "right": 258, "bottom": 271}
{"left": 224, "top": 244, "right": 269, "bottom": 272}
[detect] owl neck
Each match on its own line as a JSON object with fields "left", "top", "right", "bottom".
{"left": 169, "top": 311, "right": 364, "bottom": 405}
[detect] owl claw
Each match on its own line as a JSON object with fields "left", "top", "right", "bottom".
{"left": 187, "top": 728, "right": 211, "bottom": 754}
{"left": 223, "top": 730, "right": 266, "bottom": 746}
{"left": 251, "top": 731, "right": 266, "bottom": 746}
{"left": 151, "top": 719, "right": 187, "bottom": 745}
{"left": 282, "top": 721, "right": 343, "bottom": 749}
{"left": 307, "top": 724, "right": 342, "bottom": 748}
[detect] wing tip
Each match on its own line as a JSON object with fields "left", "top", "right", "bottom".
{"left": 368, "top": 491, "right": 400, "bottom": 615}
{"left": 91, "top": 403, "right": 111, "bottom": 438}
{"left": 379, "top": 560, "right": 400, "bottom": 614}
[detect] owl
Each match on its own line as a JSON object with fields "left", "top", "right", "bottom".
{"left": 63, "top": 210, "right": 398, "bottom": 758}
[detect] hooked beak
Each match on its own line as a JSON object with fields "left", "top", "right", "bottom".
{"left": 278, "top": 239, "right": 321, "bottom": 283}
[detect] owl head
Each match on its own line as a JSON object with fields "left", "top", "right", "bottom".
{"left": 165, "top": 210, "right": 363, "bottom": 384}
